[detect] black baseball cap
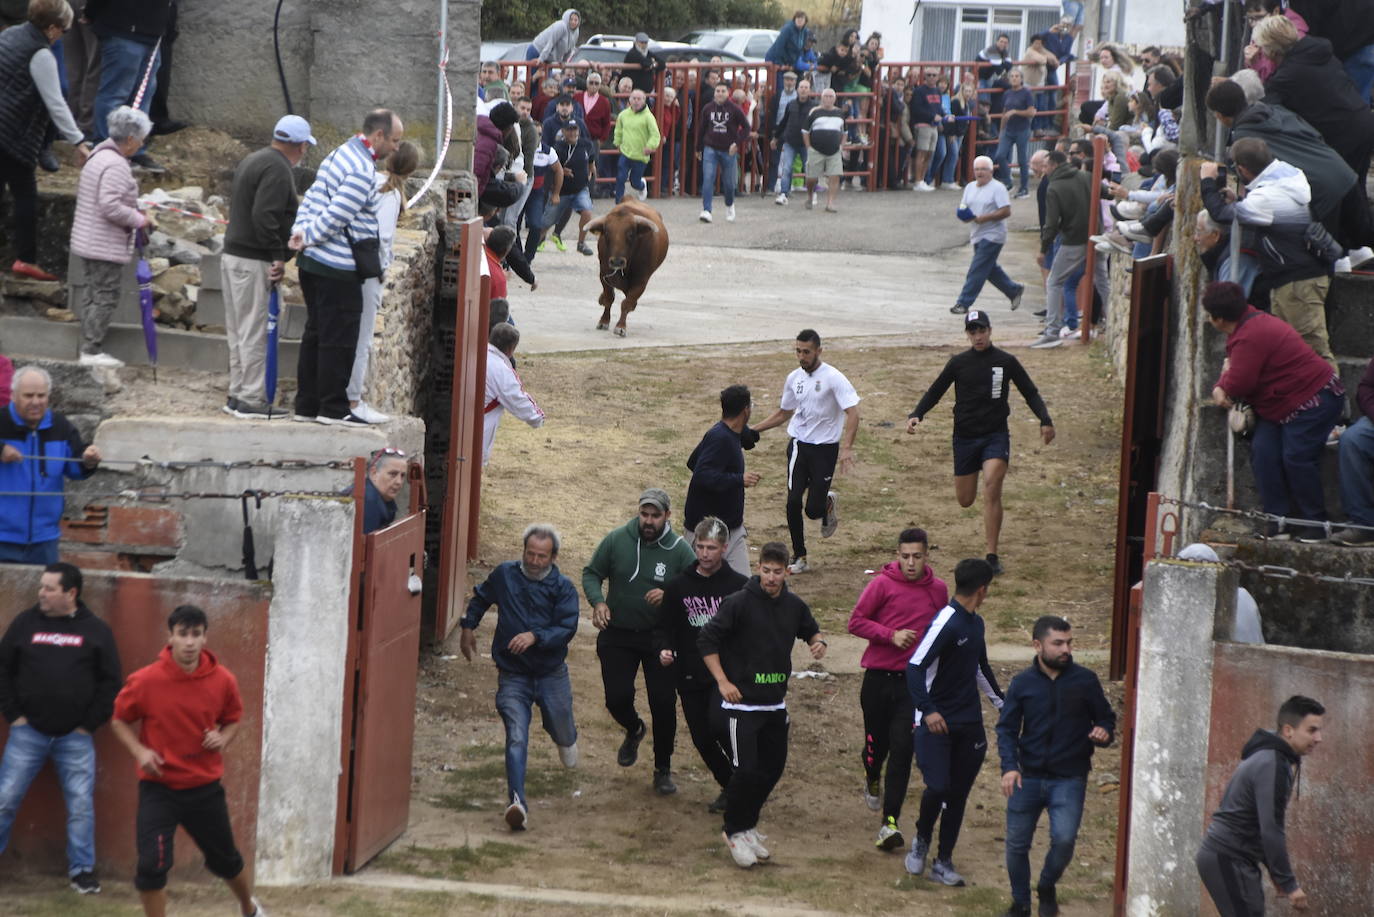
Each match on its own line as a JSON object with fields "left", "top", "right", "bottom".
{"left": 964, "top": 309, "right": 991, "bottom": 329}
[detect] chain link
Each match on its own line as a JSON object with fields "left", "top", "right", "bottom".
{"left": 0, "top": 489, "right": 349, "bottom": 501}
{"left": 1158, "top": 496, "right": 1374, "bottom": 536}
{"left": 13, "top": 454, "right": 356, "bottom": 471}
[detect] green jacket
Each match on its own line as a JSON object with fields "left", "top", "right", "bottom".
{"left": 1040, "top": 163, "right": 1093, "bottom": 253}
{"left": 582, "top": 517, "right": 695, "bottom": 631}
{"left": 613, "top": 106, "right": 661, "bottom": 163}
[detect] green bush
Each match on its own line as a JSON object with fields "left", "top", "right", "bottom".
{"left": 482, "top": 0, "right": 787, "bottom": 43}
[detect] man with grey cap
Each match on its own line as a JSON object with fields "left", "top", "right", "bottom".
{"left": 220, "top": 114, "right": 316, "bottom": 419}
{"left": 583, "top": 488, "right": 696, "bottom": 795}
{"left": 623, "top": 32, "right": 663, "bottom": 94}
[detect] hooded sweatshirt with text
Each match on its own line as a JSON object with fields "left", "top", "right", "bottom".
{"left": 697, "top": 577, "right": 819, "bottom": 709}
{"left": 582, "top": 517, "right": 696, "bottom": 632}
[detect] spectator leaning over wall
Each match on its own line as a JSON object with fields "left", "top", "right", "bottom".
{"left": 289, "top": 109, "right": 402, "bottom": 428}
{"left": 526, "top": 8, "right": 581, "bottom": 64}
{"left": 0, "top": 366, "right": 102, "bottom": 565}
{"left": 0, "top": 561, "right": 121, "bottom": 896}
{"left": 220, "top": 114, "right": 315, "bottom": 420}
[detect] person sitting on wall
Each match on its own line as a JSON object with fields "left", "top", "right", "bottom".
{"left": 363, "top": 447, "right": 407, "bottom": 534}
{"left": 1204, "top": 281, "right": 1344, "bottom": 542}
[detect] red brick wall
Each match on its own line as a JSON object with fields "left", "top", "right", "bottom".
{"left": 0, "top": 567, "right": 268, "bottom": 883}
{"left": 60, "top": 505, "right": 184, "bottom": 571}
{"left": 1203, "top": 643, "right": 1374, "bottom": 916}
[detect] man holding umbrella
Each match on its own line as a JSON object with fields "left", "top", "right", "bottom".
{"left": 221, "top": 115, "right": 316, "bottom": 419}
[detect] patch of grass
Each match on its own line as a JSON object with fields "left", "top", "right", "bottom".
{"left": 949, "top": 885, "right": 1012, "bottom": 916}
{"left": 432, "top": 742, "right": 577, "bottom": 810}
{"left": 375, "top": 840, "right": 527, "bottom": 881}
{"left": 13, "top": 893, "right": 133, "bottom": 916}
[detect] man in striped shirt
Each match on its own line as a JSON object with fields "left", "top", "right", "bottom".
{"left": 288, "top": 109, "right": 404, "bottom": 426}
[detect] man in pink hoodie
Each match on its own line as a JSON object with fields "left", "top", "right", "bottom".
{"left": 847, "top": 527, "right": 948, "bottom": 852}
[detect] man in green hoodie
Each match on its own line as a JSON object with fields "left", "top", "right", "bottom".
{"left": 584, "top": 488, "right": 696, "bottom": 794}
{"left": 613, "top": 89, "right": 661, "bottom": 204}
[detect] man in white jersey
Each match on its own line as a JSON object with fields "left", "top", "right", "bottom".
{"left": 752, "top": 329, "right": 861, "bottom": 573}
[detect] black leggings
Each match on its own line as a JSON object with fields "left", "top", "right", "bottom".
{"left": 0, "top": 149, "right": 38, "bottom": 264}
{"left": 860, "top": 668, "right": 916, "bottom": 819}
{"left": 785, "top": 439, "right": 838, "bottom": 560}
{"left": 596, "top": 626, "right": 677, "bottom": 770}
{"left": 914, "top": 721, "right": 987, "bottom": 861}
{"left": 679, "top": 682, "right": 733, "bottom": 788}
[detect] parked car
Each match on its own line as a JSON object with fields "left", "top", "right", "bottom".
{"left": 676, "top": 28, "right": 779, "bottom": 60}
{"left": 480, "top": 40, "right": 521, "bottom": 61}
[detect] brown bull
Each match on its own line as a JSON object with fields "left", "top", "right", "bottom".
{"left": 585, "top": 201, "right": 669, "bottom": 337}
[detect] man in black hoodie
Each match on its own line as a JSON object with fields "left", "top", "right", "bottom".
{"left": 0, "top": 562, "right": 121, "bottom": 895}
{"left": 699, "top": 541, "right": 826, "bottom": 868}
{"left": 1196, "top": 695, "right": 1323, "bottom": 916}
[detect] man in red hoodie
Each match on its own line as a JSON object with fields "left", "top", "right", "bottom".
{"left": 110, "top": 606, "right": 265, "bottom": 917}
{"left": 847, "top": 527, "right": 948, "bottom": 852}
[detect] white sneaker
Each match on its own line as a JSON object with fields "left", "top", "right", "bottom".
{"left": 505, "top": 796, "right": 528, "bottom": 831}
{"left": 787, "top": 557, "right": 810, "bottom": 574}
{"left": 1059, "top": 325, "right": 1078, "bottom": 338}
{"left": 726, "top": 204, "right": 736, "bottom": 222}
{"left": 78, "top": 351, "right": 123, "bottom": 368}
{"left": 775, "top": 192, "right": 788, "bottom": 206}
{"left": 1030, "top": 331, "right": 1064, "bottom": 349}
{"left": 558, "top": 741, "right": 579, "bottom": 768}
{"left": 743, "top": 828, "right": 771, "bottom": 860}
{"left": 821, "top": 490, "right": 839, "bottom": 538}
{"left": 1334, "top": 257, "right": 1352, "bottom": 273}
{"left": 944, "top": 182, "right": 961, "bottom": 191}
{"left": 807, "top": 193, "right": 816, "bottom": 210}
{"left": 636, "top": 184, "right": 648, "bottom": 202}
{"left": 350, "top": 402, "right": 390, "bottom": 424}
{"left": 1349, "top": 245, "right": 1374, "bottom": 269}
{"left": 248, "top": 896, "right": 268, "bottom": 917}
{"left": 723, "top": 830, "right": 757, "bottom": 867}
{"left": 699, "top": 209, "right": 712, "bottom": 223}
{"left": 916, "top": 181, "right": 935, "bottom": 192}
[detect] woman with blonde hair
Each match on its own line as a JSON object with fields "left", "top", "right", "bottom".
{"left": 347, "top": 140, "right": 421, "bottom": 423}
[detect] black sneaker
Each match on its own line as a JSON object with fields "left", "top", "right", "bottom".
{"left": 1000, "top": 905, "right": 1032, "bottom": 917}
{"left": 152, "top": 119, "right": 189, "bottom": 136}
{"left": 130, "top": 152, "right": 166, "bottom": 173}
{"left": 1037, "top": 884, "right": 1060, "bottom": 917}
{"left": 707, "top": 790, "right": 728, "bottom": 813}
{"left": 1294, "top": 525, "right": 1331, "bottom": 544}
{"left": 987, "top": 553, "right": 1004, "bottom": 576}
{"left": 70, "top": 871, "right": 101, "bottom": 894}
{"left": 1332, "top": 526, "right": 1374, "bottom": 546}
{"left": 617, "top": 720, "right": 646, "bottom": 767}
{"left": 234, "top": 401, "right": 285, "bottom": 419}
{"left": 39, "top": 149, "right": 60, "bottom": 173}
{"left": 653, "top": 768, "right": 677, "bottom": 795}
{"left": 1033, "top": 309, "right": 1047, "bottom": 318}
{"left": 950, "top": 303, "right": 968, "bottom": 315}
{"left": 577, "top": 241, "right": 594, "bottom": 256}
{"left": 316, "top": 413, "right": 368, "bottom": 427}
{"left": 1260, "top": 522, "right": 1293, "bottom": 542}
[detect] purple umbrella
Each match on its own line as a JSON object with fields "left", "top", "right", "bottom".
{"left": 135, "top": 228, "right": 157, "bottom": 381}
{"left": 265, "top": 285, "right": 281, "bottom": 417}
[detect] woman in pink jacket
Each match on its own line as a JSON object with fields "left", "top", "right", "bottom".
{"left": 847, "top": 527, "right": 949, "bottom": 853}
{"left": 68, "top": 105, "right": 153, "bottom": 368}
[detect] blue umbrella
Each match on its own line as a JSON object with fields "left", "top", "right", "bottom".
{"left": 135, "top": 228, "right": 157, "bottom": 382}
{"left": 265, "top": 285, "right": 280, "bottom": 416}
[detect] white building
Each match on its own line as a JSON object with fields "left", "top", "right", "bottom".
{"left": 861, "top": 0, "right": 1184, "bottom": 64}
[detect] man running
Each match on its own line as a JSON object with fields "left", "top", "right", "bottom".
{"left": 655, "top": 516, "right": 748, "bottom": 813}
{"left": 753, "top": 329, "right": 861, "bottom": 574}
{"left": 995, "top": 616, "right": 1115, "bottom": 917}
{"left": 905, "top": 557, "right": 1004, "bottom": 887}
{"left": 1196, "top": 695, "right": 1324, "bottom": 917}
{"left": 847, "top": 528, "right": 948, "bottom": 852}
{"left": 699, "top": 541, "right": 827, "bottom": 868}
{"left": 906, "top": 310, "right": 1054, "bottom": 575}
{"left": 583, "top": 488, "right": 696, "bottom": 795}
{"left": 683, "top": 384, "right": 760, "bottom": 577}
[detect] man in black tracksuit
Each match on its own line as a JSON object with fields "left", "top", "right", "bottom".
{"left": 995, "top": 616, "right": 1115, "bottom": 917}
{"left": 683, "top": 384, "right": 760, "bottom": 577}
{"left": 699, "top": 541, "right": 826, "bottom": 868}
{"left": 905, "top": 557, "right": 1004, "bottom": 887}
{"left": 907, "top": 310, "right": 1054, "bottom": 576}
{"left": 1196, "top": 695, "right": 1324, "bottom": 916}
{"left": 655, "top": 516, "right": 748, "bottom": 812}
{"left": 0, "top": 562, "right": 121, "bottom": 894}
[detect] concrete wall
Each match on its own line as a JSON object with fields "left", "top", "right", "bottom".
{"left": 1126, "top": 559, "right": 1235, "bottom": 916}
{"left": 173, "top": 0, "right": 479, "bottom": 168}
{"left": 0, "top": 568, "right": 269, "bottom": 880}
{"left": 1205, "top": 643, "right": 1374, "bottom": 916}
{"left": 254, "top": 498, "right": 355, "bottom": 884}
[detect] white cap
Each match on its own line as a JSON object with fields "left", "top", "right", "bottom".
{"left": 273, "top": 114, "right": 317, "bottom": 146}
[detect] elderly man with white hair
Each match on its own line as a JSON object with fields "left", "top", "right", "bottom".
{"left": 950, "top": 155, "right": 1025, "bottom": 316}
{"left": 69, "top": 104, "right": 155, "bottom": 368}
{"left": 0, "top": 365, "right": 101, "bottom": 564}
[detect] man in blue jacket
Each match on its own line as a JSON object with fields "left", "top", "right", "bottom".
{"left": 683, "top": 384, "right": 760, "bottom": 576}
{"left": 459, "top": 524, "right": 580, "bottom": 832}
{"left": 0, "top": 367, "right": 101, "bottom": 565}
{"left": 995, "top": 615, "right": 1115, "bottom": 917}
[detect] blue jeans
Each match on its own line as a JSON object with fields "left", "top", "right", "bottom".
{"left": 775, "top": 142, "right": 806, "bottom": 194}
{"left": 615, "top": 155, "right": 648, "bottom": 203}
{"left": 0, "top": 724, "right": 96, "bottom": 875}
{"left": 1005, "top": 776, "right": 1086, "bottom": 906}
{"left": 495, "top": 664, "right": 577, "bottom": 804}
{"left": 0, "top": 540, "right": 59, "bottom": 565}
{"left": 1033, "top": 88, "right": 1056, "bottom": 132}
{"left": 94, "top": 35, "right": 159, "bottom": 144}
{"left": 941, "top": 136, "right": 961, "bottom": 184}
{"left": 957, "top": 240, "right": 1023, "bottom": 309}
{"left": 1342, "top": 43, "right": 1374, "bottom": 104}
{"left": 1062, "top": 257, "right": 1083, "bottom": 331}
{"left": 926, "top": 135, "right": 950, "bottom": 184}
{"left": 1250, "top": 386, "right": 1343, "bottom": 523}
{"left": 1339, "top": 416, "right": 1374, "bottom": 526}
{"left": 522, "top": 186, "right": 548, "bottom": 262}
{"left": 994, "top": 126, "right": 1031, "bottom": 192}
{"left": 700, "top": 146, "right": 737, "bottom": 212}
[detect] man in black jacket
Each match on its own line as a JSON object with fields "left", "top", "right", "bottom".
{"left": 995, "top": 616, "right": 1115, "bottom": 917}
{"left": 85, "top": 0, "right": 173, "bottom": 169}
{"left": 622, "top": 32, "right": 662, "bottom": 95}
{"left": 772, "top": 78, "right": 815, "bottom": 204}
{"left": 699, "top": 542, "right": 826, "bottom": 868}
{"left": 1196, "top": 695, "right": 1323, "bottom": 916}
{"left": 0, "top": 562, "right": 121, "bottom": 895}
{"left": 683, "top": 384, "right": 759, "bottom": 576}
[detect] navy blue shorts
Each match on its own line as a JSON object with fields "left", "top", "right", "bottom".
{"left": 952, "top": 431, "right": 1010, "bottom": 476}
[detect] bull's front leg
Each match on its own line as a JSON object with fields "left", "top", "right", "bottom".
{"left": 614, "top": 283, "right": 648, "bottom": 337}
{"left": 597, "top": 277, "right": 615, "bottom": 330}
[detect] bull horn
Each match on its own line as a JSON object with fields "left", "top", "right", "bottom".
{"left": 585, "top": 217, "right": 606, "bottom": 234}
{"left": 631, "top": 215, "right": 659, "bottom": 233}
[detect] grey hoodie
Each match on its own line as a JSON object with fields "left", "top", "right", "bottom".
{"left": 1201, "top": 729, "right": 1303, "bottom": 893}
{"left": 532, "top": 9, "right": 581, "bottom": 63}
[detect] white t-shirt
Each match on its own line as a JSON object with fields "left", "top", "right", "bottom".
{"left": 961, "top": 180, "right": 1010, "bottom": 245}
{"left": 780, "top": 362, "right": 860, "bottom": 444}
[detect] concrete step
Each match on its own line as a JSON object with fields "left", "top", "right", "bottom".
{"left": 1327, "top": 273, "right": 1374, "bottom": 359}
{"left": 200, "top": 253, "right": 221, "bottom": 290}
{"left": 190, "top": 289, "right": 306, "bottom": 340}
{"left": 0, "top": 314, "right": 298, "bottom": 376}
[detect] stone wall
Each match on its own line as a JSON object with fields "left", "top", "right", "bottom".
{"left": 1103, "top": 249, "right": 1134, "bottom": 381}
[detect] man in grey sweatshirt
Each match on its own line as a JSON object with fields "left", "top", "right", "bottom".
{"left": 1195, "top": 695, "right": 1324, "bottom": 916}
